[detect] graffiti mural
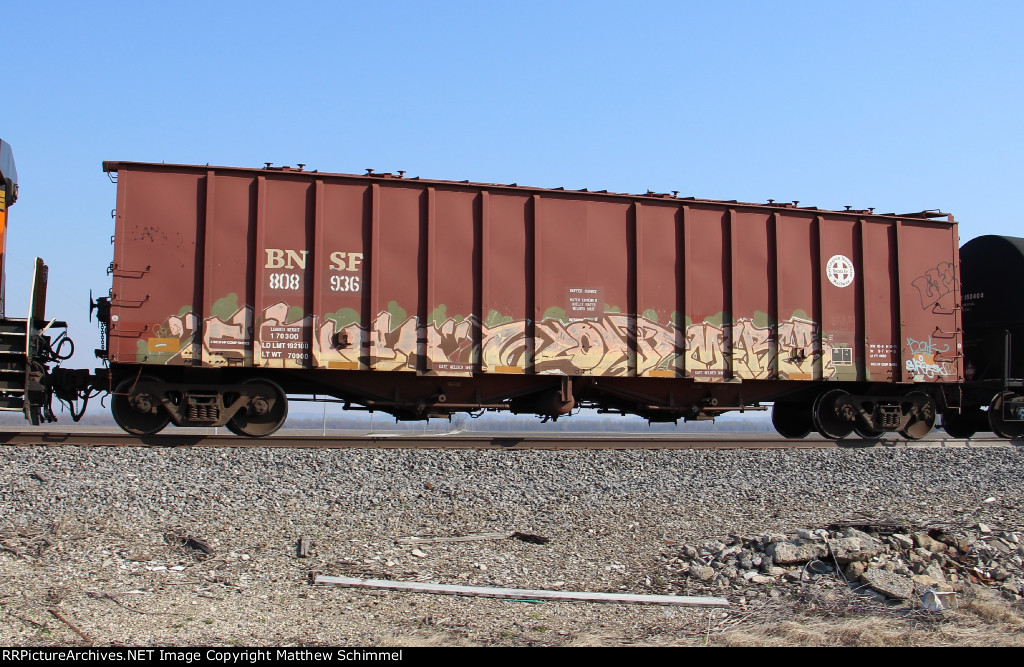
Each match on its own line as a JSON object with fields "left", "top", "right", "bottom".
{"left": 685, "top": 321, "right": 726, "bottom": 377}
{"left": 778, "top": 317, "right": 833, "bottom": 379}
{"left": 137, "top": 309, "right": 200, "bottom": 364}
{"left": 636, "top": 319, "right": 682, "bottom": 376}
{"left": 905, "top": 336, "right": 956, "bottom": 379}
{"left": 479, "top": 318, "right": 530, "bottom": 371}
{"left": 426, "top": 314, "right": 478, "bottom": 372}
{"left": 683, "top": 316, "right": 832, "bottom": 380}
{"left": 203, "top": 297, "right": 253, "bottom": 367}
{"left": 489, "top": 312, "right": 832, "bottom": 380}
{"left": 312, "top": 302, "right": 425, "bottom": 372}
{"left": 138, "top": 301, "right": 834, "bottom": 382}
{"left": 367, "top": 308, "right": 418, "bottom": 371}
{"left": 533, "top": 316, "right": 632, "bottom": 375}
{"left": 313, "top": 310, "right": 363, "bottom": 370}
{"left": 138, "top": 297, "right": 257, "bottom": 366}
{"left": 733, "top": 319, "right": 775, "bottom": 378}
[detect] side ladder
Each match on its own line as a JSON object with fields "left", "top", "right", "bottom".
{"left": 0, "top": 259, "right": 64, "bottom": 424}
{"left": 0, "top": 317, "right": 42, "bottom": 422}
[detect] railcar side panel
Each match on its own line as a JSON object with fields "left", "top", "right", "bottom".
{"left": 534, "top": 197, "right": 632, "bottom": 376}
{"left": 682, "top": 205, "right": 729, "bottom": 382}
{"left": 202, "top": 173, "right": 256, "bottom": 368}
{"left": 860, "top": 220, "right": 899, "bottom": 382}
{"left": 774, "top": 213, "right": 822, "bottom": 381}
{"left": 425, "top": 188, "right": 479, "bottom": 376}
{"left": 255, "top": 176, "right": 314, "bottom": 369}
{"left": 315, "top": 182, "right": 370, "bottom": 371}
{"left": 818, "top": 216, "right": 858, "bottom": 382}
{"left": 110, "top": 169, "right": 204, "bottom": 366}
{"left": 898, "top": 222, "right": 962, "bottom": 383}
{"left": 369, "top": 185, "right": 424, "bottom": 372}
{"left": 635, "top": 202, "right": 683, "bottom": 377}
{"left": 730, "top": 211, "right": 774, "bottom": 381}
{"left": 481, "top": 192, "right": 532, "bottom": 374}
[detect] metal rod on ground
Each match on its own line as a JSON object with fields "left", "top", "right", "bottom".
{"left": 314, "top": 575, "right": 729, "bottom": 607}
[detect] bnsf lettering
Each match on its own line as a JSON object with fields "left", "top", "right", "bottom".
{"left": 265, "top": 248, "right": 309, "bottom": 269}
{"left": 329, "top": 251, "right": 363, "bottom": 272}
{"left": 264, "top": 249, "right": 362, "bottom": 272}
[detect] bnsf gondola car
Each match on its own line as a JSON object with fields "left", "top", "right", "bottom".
{"left": 95, "top": 161, "right": 1001, "bottom": 440}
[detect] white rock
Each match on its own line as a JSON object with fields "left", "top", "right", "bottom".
{"left": 892, "top": 533, "right": 914, "bottom": 550}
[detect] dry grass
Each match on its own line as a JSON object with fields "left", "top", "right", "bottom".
{"left": 962, "top": 598, "right": 1024, "bottom": 626}
{"left": 715, "top": 588, "right": 1024, "bottom": 647}
{"left": 379, "top": 631, "right": 479, "bottom": 647}
{"left": 721, "top": 617, "right": 929, "bottom": 646}
{"left": 391, "top": 587, "right": 1024, "bottom": 647}
{"left": 717, "top": 612, "right": 1024, "bottom": 647}
{"left": 564, "top": 632, "right": 625, "bottom": 647}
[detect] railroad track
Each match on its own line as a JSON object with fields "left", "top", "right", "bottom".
{"left": 0, "top": 428, "right": 1014, "bottom": 450}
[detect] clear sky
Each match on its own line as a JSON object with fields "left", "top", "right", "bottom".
{"left": 3, "top": 0, "right": 1022, "bottom": 372}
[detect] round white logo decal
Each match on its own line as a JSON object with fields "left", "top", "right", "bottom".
{"left": 826, "top": 254, "right": 855, "bottom": 288}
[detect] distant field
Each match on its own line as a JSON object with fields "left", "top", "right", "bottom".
{"left": 0, "top": 407, "right": 775, "bottom": 433}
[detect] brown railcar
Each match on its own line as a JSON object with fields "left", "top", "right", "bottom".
{"left": 99, "top": 161, "right": 965, "bottom": 438}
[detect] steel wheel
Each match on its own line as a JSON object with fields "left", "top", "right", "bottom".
{"left": 898, "top": 392, "right": 936, "bottom": 440}
{"left": 771, "top": 402, "right": 813, "bottom": 439}
{"left": 111, "top": 376, "right": 171, "bottom": 436}
{"left": 942, "top": 409, "right": 979, "bottom": 439}
{"left": 226, "top": 379, "right": 288, "bottom": 437}
{"left": 813, "top": 389, "right": 854, "bottom": 440}
{"left": 988, "top": 391, "right": 1024, "bottom": 439}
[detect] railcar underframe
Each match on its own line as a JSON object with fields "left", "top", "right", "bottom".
{"left": 102, "top": 362, "right": 959, "bottom": 440}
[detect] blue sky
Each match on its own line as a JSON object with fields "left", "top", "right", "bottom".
{"left": 3, "top": 0, "right": 1022, "bottom": 374}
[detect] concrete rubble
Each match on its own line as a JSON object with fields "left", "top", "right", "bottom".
{"left": 665, "top": 523, "right": 1024, "bottom": 605}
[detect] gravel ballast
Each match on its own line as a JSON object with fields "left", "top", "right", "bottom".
{"left": 1, "top": 442, "right": 1022, "bottom": 645}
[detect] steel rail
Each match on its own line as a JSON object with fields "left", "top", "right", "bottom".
{"left": 0, "top": 429, "right": 1012, "bottom": 450}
